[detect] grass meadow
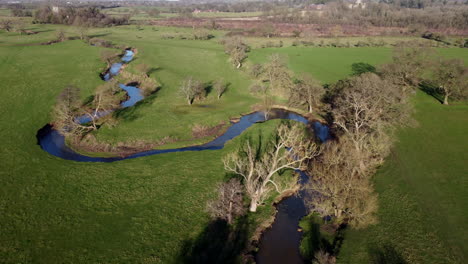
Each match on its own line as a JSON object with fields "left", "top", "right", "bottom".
{"left": 0, "top": 21, "right": 467, "bottom": 263}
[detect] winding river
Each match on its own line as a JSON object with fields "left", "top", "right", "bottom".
{"left": 35, "top": 48, "right": 331, "bottom": 263}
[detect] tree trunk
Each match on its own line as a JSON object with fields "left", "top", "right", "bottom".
{"left": 308, "top": 104, "right": 312, "bottom": 113}
{"left": 227, "top": 201, "right": 233, "bottom": 224}
{"left": 237, "top": 62, "right": 241, "bottom": 69}
{"left": 249, "top": 199, "right": 258, "bottom": 212}
{"left": 443, "top": 94, "right": 449, "bottom": 105}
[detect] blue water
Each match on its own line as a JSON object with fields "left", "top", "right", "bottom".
{"left": 38, "top": 109, "right": 328, "bottom": 162}
{"left": 121, "top": 50, "right": 134, "bottom": 62}
{"left": 103, "top": 49, "right": 134, "bottom": 81}
{"left": 256, "top": 120, "right": 330, "bottom": 264}
{"left": 120, "top": 83, "right": 143, "bottom": 108}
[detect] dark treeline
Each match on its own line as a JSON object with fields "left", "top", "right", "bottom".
{"left": 265, "top": 3, "right": 468, "bottom": 30}
{"left": 34, "top": 6, "right": 129, "bottom": 27}
{"left": 9, "top": 4, "right": 33, "bottom": 17}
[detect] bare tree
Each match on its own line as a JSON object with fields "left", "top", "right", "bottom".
{"left": 0, "top": 20, "right": 13, "bottom": 32}
{"left": 13, "top": 21, "right": 26, "bottom": 34}
{"left": 85, "top": 81, "right": 121, "bottom": 129}
{"left": 213, "top": 78, "right": 227, "bottom": 99}
{"left": 180, "top": 76, "right": 204, "bottom": 105}
{"left": 250, "top": 64, "right": 263, "bottom": 78}
{"left": 379, "top": 46, "right": 434, "bottom": 90}
{"left": 53, "top": 85, "right": 93, "bottom": 136}
{"left": 263, "top": 54, "right": 293, "bottom": 93}
{"left": 223, "top": 37, "right": 249, "bottom": 69}
{"left": 56, "top": 29, "right": 66, "bottom": 42}
{"left": 289, "top": 74, "right": 324, "bottom": 113}
{"left": 305, "top": 137, "right": 379, "bottom": 229}
{"left": 77, "top": 25, "right": 89, "bottom": 41}
{"left": 224, "top": 124, "right": 320, "bottom": 212}
{"left": 431, "top": 58, "right": 467, "bottom": 105}
{"left": 262, "top": 95, "right": 274, "bottom": 120}
{"left": 206, "top": 179, "right": 245, "bottom": 225}
{"left": 331, "top": 73, "right": 409, "bottom": 170}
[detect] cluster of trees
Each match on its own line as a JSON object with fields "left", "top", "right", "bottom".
{"left": 248, "top": 53, "right": 325, "bottom": 115}
{"left": 208, "top": 123, "right": 320, "bottom": 218}
{"left": 179, "top": 77, "right": 227, "bottom": 105}
{"left": 34, "top": 6, "right": 128, "bottom": 27}
{"left": 205, "top": 42, "right": 466, "bottom": 262}
{"left": 264, "top": 2, "right": 468, "bottom": 31}
{"left": 53, "top": 82, "right": 120, "bottom": 136}
{"left": 160, "top": 29, "right": 214, "bottom": 41}
{"left": 9, "top": 4, "right": 33, "bottom": 17}
{"left": 297, "top": 46, "right": 465, "bottom": 262}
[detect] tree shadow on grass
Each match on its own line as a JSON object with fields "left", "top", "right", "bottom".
{"left": 177, "top": 216, "right": 250, "bottom": 264}
{"left": 419, "top": 81, "right": 443, "bottom": 104}
{"left": 148, "top": 66, "right": 163, "bottom": 76}
{"left": 88, "top": 33, "right": 111, "bottom": 38}
{"left": 113, "top": 93, "right": 158, "bottom": 122}
{"left": 368, "top": 244, "right": 407, "bottom": 264}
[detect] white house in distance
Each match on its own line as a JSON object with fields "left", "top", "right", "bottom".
{"left": 348, "top": 0, "right": 367, "bottom": 9}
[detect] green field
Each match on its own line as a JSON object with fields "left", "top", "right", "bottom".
{"left": 0, "top": 22, "right": 467, "bottom": 264}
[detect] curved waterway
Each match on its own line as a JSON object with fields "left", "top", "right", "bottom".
{"left": 255, "top": 122, "right": 330, "bottom": 264}
{"left": 36, "top": 47, "right": 331, "bottom": 263}
{"left": 37, "top": 109, "right": 327, "bottom": 163}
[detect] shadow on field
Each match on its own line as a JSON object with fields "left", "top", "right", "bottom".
{"left": 33, "top": 29, "right": 54, "bottom": 33}
{"left": 88, "top": 33, "right": 111, "bottom": 38}
{"left": 177, "top": 216, "right": 249, "bottom": 264}
{"left": 368, "top": 244, "right": 407, "bottom": 264}
{"left": 419, "top": 81, "right": 443, "bottom": 104}
{"left": 114, "top": 93, "right": 158, "bottom": 122}
{"left": 148, "top": 66, "right": 163, "bottom": 76}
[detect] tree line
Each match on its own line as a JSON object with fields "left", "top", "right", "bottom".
{"left": 34, "top": 6, "right": 129, "bottom": 27}
{"left": 264, "top": 2, "right": 467, "bottom": 31}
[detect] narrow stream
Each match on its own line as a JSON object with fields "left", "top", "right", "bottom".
{"left": 255, "top": 122, "right": 330, "bottom": 264}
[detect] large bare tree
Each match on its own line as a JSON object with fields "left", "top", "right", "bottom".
{"left": 305, "top": 137, "right": 379, "bottom": 229}
{"left": 53, "top": 85, "right": 93, "bottom": 136}
{"left": 206, "top": 178, "right": 245, "bottom": 225}
{"left": 223, "top": 37, "right": 249, "bottom": 69}
{"left": 331, "top": 73, "right": 409, "bottom": 170}
{"left": 84, "top": 81, "right": 121, "bottom": 129}
{"left": 0, "top": 19, "right": 13, "bottom": 32}
{"left": 289, "top": 74, "right": 325, "bottom": 113}
{"left": 213, "top": 78, "right": 227, "bottom": 99}
{"left": 180, "top": 76, "right": 204, "bottom": 105}
{"left": 379, "top": 46, "right": 434, "bottom": 90}
{"left": 431, "top": 58, "right": 467, "bottom": 105}
{"left": 263, "top": 54, "right": 293, "bottom": 94}
{"left": 224, "top": 124, "right": 320, "bottom": 212}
